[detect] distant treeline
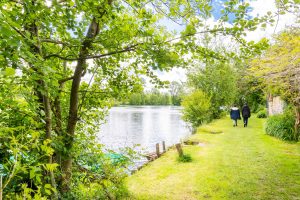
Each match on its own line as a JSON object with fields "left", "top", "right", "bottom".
{"left": 123, "top": 89, "right": 182, "bottom": 106}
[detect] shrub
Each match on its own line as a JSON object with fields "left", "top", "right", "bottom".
{"left": 181, "top": 90, "right": 211, "bottom": 128}
{"left": 254, "top": 104, "right": 266, "bottom": 113}
{"left": 257, "top": 109, "right": 267, "bottom": 118}
{"left": 265, "top": 109, "right": 297, "bottom": 141}
{"left": 177, "top": 154, "right": 192, "bottom": 163}
{"left": 62, "top": 150, "right": 131, "bottom": 199}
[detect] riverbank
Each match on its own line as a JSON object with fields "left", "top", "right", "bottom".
{"left": 124, "top": 117, "right": 300, "bottom": 200}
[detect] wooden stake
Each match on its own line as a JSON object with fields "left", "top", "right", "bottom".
{"left": 156, "top": 143, "right": 160, "bottom": 157}
{"left": 175, "top": 143, "right": 183, "bottom": 157}
{"left": 162, "top": 141, "right": 166, "bottom": 152}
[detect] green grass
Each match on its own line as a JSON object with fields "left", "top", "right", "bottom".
{"left": 124, "top": 117, "right": 300, "bottom": 200}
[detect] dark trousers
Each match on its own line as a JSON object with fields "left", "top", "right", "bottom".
{"left": 233, "top": 119, "right": 237, "bottom": 126}
{"left": 243, "top": 117, "right": 249, "bottom": 127}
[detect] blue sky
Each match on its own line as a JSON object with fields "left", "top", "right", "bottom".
{"left": 160, "top": 0, "right": 255, "bottom": 33}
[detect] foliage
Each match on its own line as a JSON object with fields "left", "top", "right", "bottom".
{"left": 0, "top": 73, "right": 56, "bottom": 198}
{"left": 255, "top": 104, "right": 267, "bottom": 113}
{"left": 236, "top": 69, "right": 266, "bottom": 113}
{"left": 181, "top": 90, "right": 211, "bottom": 128}
{"left": 265, "top": 109, "right": 298, "bottom": 141}
{"left": 249, "top": 28, "right": 300, "bottom": 104}
{"left": 187, "top": 61, "right": 238, "bottom": 118}
{"left": 0, "top": 0, "right": 279, "bottom": 197}
{"left": 169, "top": 81, "right": 185, "bottom": 106}
{"left": 177, "top": 154, "right": 192, "bottom": 163}
{"left": 126, "top": 89, "right": 172, "bottom": 105}
{"left": 249, "top": 28, "right": 300, "bottom": 140}
{"left": 62, "top": 151, "right": 130, "bottom": 199}
{"left": 257, "top": 109, "right": 267, "bottom": 118}
{"left": 124, "top": 82, "right": 185, "bottom": 106}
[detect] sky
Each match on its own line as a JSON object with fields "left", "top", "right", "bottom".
{"left": 153, "top": 0, "right": 298, "bottom": 89}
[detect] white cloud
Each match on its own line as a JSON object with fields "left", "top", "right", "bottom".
{"left": 155, "top": 68, "right": 187, "bottom": 83}
{"left": 245, "top": 0, "right": 298, "bottom": 42}
{"left": 157, "top": 0, "right": 298, "bottom": 86}
{"left": 143, "top": 67, "right": 187, "bottom": 92}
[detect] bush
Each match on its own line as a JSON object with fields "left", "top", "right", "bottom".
{"left": 257, "top": 109, "right": 267, "bottom": 118}
{"left": 177, "top": 154, "right": 192, "bottom": 163}
{"left": 62, "top": 151, "right": 130, "bottom": 199}
{"left": 254, "top": 104, "right": 266, "bottom": 113}
{"left": 181, "top": 90, "right": 211, "bottom": 128}
{"left": 265, "top": 109, "right": 298, "bottom": 141}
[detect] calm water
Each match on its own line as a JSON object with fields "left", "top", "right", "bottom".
{"left": 98, "top": 106, "right": 191, "bottom": 153}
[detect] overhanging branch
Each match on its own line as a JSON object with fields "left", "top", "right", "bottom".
{"left": 58, "top": 76, "right": 74, "bottom": 84}
{"left": 43, "top": 28, "right": 226, "bottom": 61}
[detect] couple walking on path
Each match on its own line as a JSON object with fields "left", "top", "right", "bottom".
{"left": 230, "top": 104, "right": 251, "bottom": 127}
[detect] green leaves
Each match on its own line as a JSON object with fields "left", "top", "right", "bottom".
{"left": 4, "top": 67, "right": 15, "bottom": 76}
{"left": 181, "top": 90, "right": 211, "bottom": 128}
{"left": 249, "top": 28, "right": 300, "bottom": 104}
{"left": 43, "top": 163, "right": 59, "bottom": 172}
{"left": 187, "top": 60, "right": 238, "bottom": 119}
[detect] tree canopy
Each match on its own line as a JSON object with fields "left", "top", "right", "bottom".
{"left": 249, "top": 28, "right": 300, "bottom": 140}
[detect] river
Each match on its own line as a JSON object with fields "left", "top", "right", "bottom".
{"left": 98, "top": 106, "right": 191, "bottom": 153}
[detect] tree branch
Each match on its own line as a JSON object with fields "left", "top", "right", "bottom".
{"left": 58, "top": 76, "right": 74, "bottom": 84}
{"left": 44, "top": 28, "right": 225, "bottom": 61}
{"left": 40, "top": 39, "right": 80, "bottom": 47}
{"left": 40, "top": 39, "right": 65, "bottom": 44}
{"left": 85, "top": 45, "right": 137, "bottom": 59}
{"left": 5, "top": 22, "right": 40, "bottom": 50}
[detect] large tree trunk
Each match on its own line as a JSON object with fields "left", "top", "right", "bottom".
{"left": 60, "top": 0, "right": 113, "bottom": 193}
{"left": 24, "top": 1, "right": 57, "bottom": 196}
{"left": 61, "top": 18, "right": 100, "bottom": 193}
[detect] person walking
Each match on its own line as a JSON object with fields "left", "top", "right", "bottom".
{"left": 242, "top": 103, "right": 251, "bottom": 127}
{"left": 230, "top": 105, "right": 241, "bottom": 127}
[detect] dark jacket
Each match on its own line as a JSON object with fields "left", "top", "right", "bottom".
{"left": 242, "top": 105, "right": 251, "bottom": 118}
{"left": 230, "top": 107, "right": 241, "bottom": 120}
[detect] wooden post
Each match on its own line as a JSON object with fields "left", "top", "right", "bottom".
{"left": 175, "top": 143, "right": 183, "bottom": 157}
{"left": 156, "top": 143, "right": 160, "bottom": 157}
{"left": 162, "top": 141, "right": 166, "bottom": 152}
{"left": 0, "top": 175, "right": 2, "bottom": 200}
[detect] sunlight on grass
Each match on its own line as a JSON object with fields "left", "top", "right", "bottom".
{"left": 124, "top": 117, "right": 300, "bottom": 200}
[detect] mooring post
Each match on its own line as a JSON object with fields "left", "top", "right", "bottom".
{"left": 175, "top": 143, "right": 183, "bottom": 157}
{"left": 156, "top": 143, "right": 160, "bottom": 157}
{"left": 162, "top": 141, "right": 166, "bottom": 153}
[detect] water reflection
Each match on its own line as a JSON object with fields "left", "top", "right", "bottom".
{"left": 98, "top": 106, "right": 190, "bottom": 152}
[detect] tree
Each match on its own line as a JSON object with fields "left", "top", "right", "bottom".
{"left": 236, "top": 62, "right": 266, "bottom": 112}
{"left": 181, "top": 90, "right": 211, "bottom": 128}
{"left": 0, "top": 0, "right": 276, "bottom": 197}
{"left": 129, "top": 93, "right": 143, "bottom": 105}
{"left": 169, "top": 81, "right": 184, "bottom": 105}
{"left": 188, "top": 61, "right": 238, "bottom": 118}
{"left": 249, "top": 28, "right": 300, "bottom": 140}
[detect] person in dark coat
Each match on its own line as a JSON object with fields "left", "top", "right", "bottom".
{"left": 242, "top": 103, "right": 251, "bottom": 127}
{"left": 230, "top": 105, "right": 241, "bottom": 127}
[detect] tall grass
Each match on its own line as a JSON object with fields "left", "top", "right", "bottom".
{"left": 265, "top": 109, "right": 297, "bottom": 141}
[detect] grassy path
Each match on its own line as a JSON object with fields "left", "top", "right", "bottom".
{"left": 124, "top": 117, "right": 300, "bottom": 200}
